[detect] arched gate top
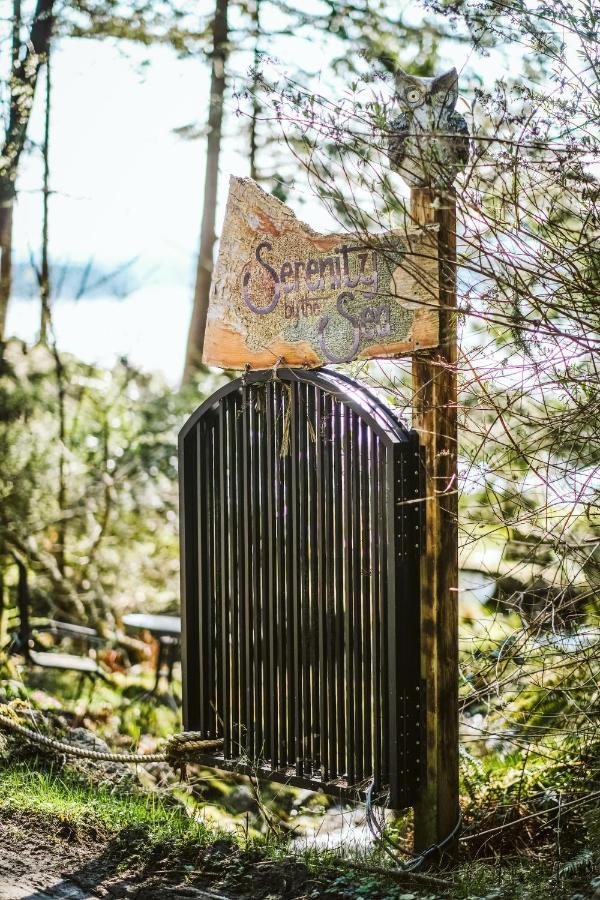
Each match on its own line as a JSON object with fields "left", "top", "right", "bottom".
{"left": 179, "top": 367, "right": 413, "bottom": 447}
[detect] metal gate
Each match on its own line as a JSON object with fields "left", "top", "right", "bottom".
{"left": 179, "top": 368, "right": 424, "bottom": 808}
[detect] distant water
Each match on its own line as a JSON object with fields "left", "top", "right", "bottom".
{"left": 6, "top": 288, "right": 192, "bottom": 385}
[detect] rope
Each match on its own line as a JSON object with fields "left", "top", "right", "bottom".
{"left": 0, "top": 712, "right": 223, "bottom": 769}
{"left": 365, "top": 781, "right": 462, "bottom": 872}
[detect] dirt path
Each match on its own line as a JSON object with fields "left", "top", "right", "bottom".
{"left": 0, "top": 847, "right": 98, "bottom": 900}
{"left": 0, "top": 812, "right": 233, "bottom": 900}
{"left": 0, "top": 807, "right": 349, "bottom": 900}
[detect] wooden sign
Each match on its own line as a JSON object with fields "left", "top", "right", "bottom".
{"left": 203, "top": 177, "right": 439, "bottom": 369}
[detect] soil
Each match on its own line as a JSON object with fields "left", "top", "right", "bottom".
{"left": 0, "top": 808, "right": 338, "bottom": 900}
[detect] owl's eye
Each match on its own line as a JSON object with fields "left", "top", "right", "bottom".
{"left": 406, "top": 88, "right": 423, "bottom": 104}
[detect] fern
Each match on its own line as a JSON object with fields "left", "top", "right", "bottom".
{"left": 559, "top": 849, "right": 594, "bottom": 877}
{"left": 459, "top": 746, "right": 485, "bottom": 780}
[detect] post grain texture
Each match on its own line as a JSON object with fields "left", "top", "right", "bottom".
{"left": 411, "top": 187, "right": 459, "bottom": 856}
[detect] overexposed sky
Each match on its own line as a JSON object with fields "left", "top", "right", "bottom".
{"left": 8, "top": 37, "right": 228, "bottom": 380}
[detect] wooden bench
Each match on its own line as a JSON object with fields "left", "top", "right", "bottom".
{"left": 7, "top": 559, "right": 109, "bottom": 689}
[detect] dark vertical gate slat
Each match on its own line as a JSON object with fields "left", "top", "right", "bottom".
{"left": 280, "top": 383, "right": 288, "bottom": 770}
{"left": 370, "top": 431, "right": 382, "bottom": 789}
{"left": 351, "top": 411, "right": 363, "bottom": 782}
{"left": 235, "top": 391, "right": 246, "bottom": 750}
{"left": 205, "top": 418, "right": 216, "bottom": 736}
{"left": 180, "top": 369, "right": 422, "bottom": 807}
{"left": 273, "top": 381, "right": 295, "bottom": 765}
{"left": 378, "top": 441, "right": 389, "bottom": 786}
{"left": 181, "top": 427, "right": 199, "bottom": 729}
{"left": 307, "top": 384, "right": 319, "bottom": 773}
{"left": 289, "top": 380, "right": 302, "bottom": 775}
{"left": 315, "top": 386, "right": 327, "bottom": 779}
{"left": 333, "top": 400, "right": 346, "bottom": 778}
{"left": 244, "top": 387, "right": 258, "bottom": 759}
{"left": 213, "top": 415, "right": 223, "bottom": 741}
{"left": 397, "top": 445, "right": 407, "bottom": 801}
{"left": 218, "top": 403, "right": 230, "bottom": 756}
{"left": 386, "top": 443, "right": 401, "bottom": 806}
{"left": 324, "top": 393, "right": 337, "bottom": 780}
{"left": 241, "top": 385, "right": 251, "bottom": 753}
{"left": 195, "top": 426, "right": 206, "bottom": 731}
{"left": 265, "top": 382, "right": 277, "bottom": 768}
{"left": 299, "top": 382, "right": 312, "bottom": 773}
{"left": 359, "top": 417, "right": 372, "bottom": 780}
{"left": 257, "top": 389, "right": 266, "bottom": 759}
{"left": 228, "top": 396, "right": 240, "bottom": 753}
{"left": 343, "top": 404, "right": 355, "bottom": 785}
{"left": 230, "top": 397, "right": 239, "bottom": 753}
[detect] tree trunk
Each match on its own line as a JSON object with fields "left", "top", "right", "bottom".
{"left": 0, "top": 0, "right": 21, "bottom": 341}
{"left": 0, "top": 0, "right": 55, "bottom": 341}
{"left": 39, "top": 49, "right": 52, "bottom": 343}
{"left": 0, "top": 203, "right": 14, "bottom": 342}
{"left": 182, "top": 0, "right": 229, "bottom": 384}
{"left": 249, "top": 0, "right": 262, "bottom": 183}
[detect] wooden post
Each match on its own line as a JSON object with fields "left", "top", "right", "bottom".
{"left": 411, "top": 186, "right": 459, "bottom": 855}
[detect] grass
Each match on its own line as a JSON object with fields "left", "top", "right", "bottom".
{"left": 0, "top": 762, "right": 215, "bottom": 848}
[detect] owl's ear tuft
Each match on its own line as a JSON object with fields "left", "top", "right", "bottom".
{"left": 431, "top": 67, "right": 458, "bottom": 107}
{"left": 394, "top": 68, "right": 410, "bottom": 92}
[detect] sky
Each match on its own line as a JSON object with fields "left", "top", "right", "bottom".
{"left": 3, "top": 10, "right": 514, "bottom": 384}
{"left": 7, "top": 38, "right": 224, "bottom": 382}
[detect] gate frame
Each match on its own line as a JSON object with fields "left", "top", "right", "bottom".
{"left": 179, "top": 366, "right": 425, "bottom": 806}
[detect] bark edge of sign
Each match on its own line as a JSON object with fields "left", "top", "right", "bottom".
{"left": 203, "top": 177, "right": 440, "bottom": 369}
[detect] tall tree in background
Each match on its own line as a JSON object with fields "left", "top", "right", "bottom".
{"left": 248, "top": 0, "right": 261, "bottom": 183}
{"left": 38, "top": 44, "right": 51, "bottom": 343}
{"left": 0, "top": 0, "right": 55, "bottom": 342}
{"left": 182, "top": 0, "right": 228, "bottom": 385}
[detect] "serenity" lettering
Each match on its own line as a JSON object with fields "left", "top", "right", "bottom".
{"left": 242, "top": 241, "right": 378, "bottom": 315}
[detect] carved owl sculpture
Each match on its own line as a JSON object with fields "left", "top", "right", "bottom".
{"left": 388, "top": 67, "right": 469, "bottom": 188}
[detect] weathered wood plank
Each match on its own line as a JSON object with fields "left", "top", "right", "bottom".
{"left": 203, "top": 177, "right": 440, "bottom": 369}
{"left": 410, "top": 187, "right": 459, "bottom": 856}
